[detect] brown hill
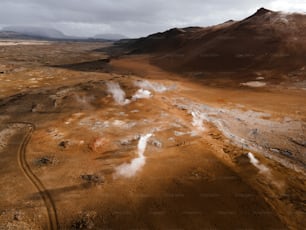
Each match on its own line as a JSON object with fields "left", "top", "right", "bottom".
{"left": 122, "top": 8, "right": 306, "bottom": 73}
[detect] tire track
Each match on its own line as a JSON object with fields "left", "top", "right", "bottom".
{"left": 15, "top": 122, "right": 59, "bottom": 230}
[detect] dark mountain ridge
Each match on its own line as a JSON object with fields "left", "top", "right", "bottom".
{"left": 119, "top": 8, "right": 306, "bottom": 73}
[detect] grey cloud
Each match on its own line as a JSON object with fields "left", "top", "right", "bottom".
{"left": 0, "top": 0, "right": 304, "bottom": 37}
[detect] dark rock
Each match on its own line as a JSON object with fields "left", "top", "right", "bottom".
{"left": 255, "top": 7, "right": 272, "bottom": 16}
{"left": 71, "top": 211, "right": 97, "bottom": 230}
{"left": 81, "top": 174, "right": 104, "bottom": 185}
{"left": 36, "top": 156, "right": 57, "bottom": 167}
{"left": 270, "top": 148, "right": 293, "bottom": 157}
{"left": 251, "top": 128, "right": 258, "bottom": 135}
{"left": 59, "top": 141, "right": 69, "bottom": 148}
{"left": 281, "top": 150, "right": 293, "bottom": 157}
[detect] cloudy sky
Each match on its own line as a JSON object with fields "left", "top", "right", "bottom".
{"left": 0, "top": 0, "right": 305, "bottom": 38}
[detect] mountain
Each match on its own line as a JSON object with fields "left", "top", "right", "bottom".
{"left": 0, "top": 26, "right": 123, "bottom": 41}
{"left": 2, "top": 26, "right": 67, "bottom": 39}
{"left": 0, "top": 31, "right": 36, "bottom": 40}
{"left": 93, "top": 33, "right": 128, "bottom": 41}
{"left": 120, "top": 8, "right": 306, "bottom": 73}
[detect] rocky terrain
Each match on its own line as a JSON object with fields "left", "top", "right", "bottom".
{"left": 0, "top": 8, "right": 305, "bottom": 230}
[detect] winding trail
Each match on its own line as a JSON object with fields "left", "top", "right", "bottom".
{"left": 15, "top": 122, "right": 59, "bottom": 230}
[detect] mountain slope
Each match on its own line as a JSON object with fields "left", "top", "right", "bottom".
{"left": 122, "top": 8, "right": 306, "bottom": 73}
{"left": 93, "top": 33, "right": 128, "bottom": 41}
{"left": 0, "top": 31, "right": 35, "bottom": 40}
{"left": 2, "top": 26, "right": 66, "bottom": 39}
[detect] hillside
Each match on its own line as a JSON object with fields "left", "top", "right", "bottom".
{"left": 93, "top": 33, "right": 128, "bottom": 41}
{"left": 2, "top": 26, "right": 66, "bottom": 39}
{"left": 0, "top": 31, "right": 35, "bottom": 40}
{"left": 121, "top": 8, "right": 306, "bottom": 73}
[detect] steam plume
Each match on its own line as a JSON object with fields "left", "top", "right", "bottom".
{"left": 247, "top": 152, "right": 269, "bottom": 173}
{"left": 134, "top": 80, "right": 173, "bottom": 93}
{"left": 106, "top": 82, "right": 130, "bottom": 105}
{"left": 132, "top": 89, "right": 152, "bottom": 100}
{"left": 115, "top": 133, "right": 152, "bottom": 178}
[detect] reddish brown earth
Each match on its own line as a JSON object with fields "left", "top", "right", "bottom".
{"left": 120, "top": 8, "right": 306, "bottom": 78}
{"left": 0, "top": 8, "right": 306, "bottom": 229}
{"left": 0, "top": 40, "right": 305, "bottom": 230}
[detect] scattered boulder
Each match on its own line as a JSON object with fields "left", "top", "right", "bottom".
{"left": 35, "top": 156, "right": 57, "bottom": 167}
{"left": 71, "top": 211, "right": 97, "bottom": 230}
{"left": 13, "top": 211, "right": 23, "bottom": 221}
{"left": 59, "top": 141, "right": 69, "bottom": 149}
{"left": 281, "top": 150, "right": 293, "bottom": 157}
{"left": 81, "top": 174, "right": 104, "bottom": 185}
{"left": 250, "top": 128, "right": 258, "bottom": 135}
{"left": 270, "top": 148, "right": 293, "bottom": 158}
{"left": 150, "top": 139, "right": 163, "bottom": 148}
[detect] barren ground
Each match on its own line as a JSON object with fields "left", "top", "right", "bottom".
{"left": 0, "top": 41, "right": 305, "bottom": 230}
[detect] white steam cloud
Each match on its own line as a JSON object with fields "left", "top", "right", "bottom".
{"left": 247, "top": 152, "right": 270, "bottom": 174}
{"left": 134, "top": 80, "right": 174, "bottom": 93}
{"left": 106, "top": 82, "right": 153, "bottom": 105}
{"left": 115, "top": 133, "right": 153, "bottom": 178}
{"left": 132, "top": 89, "right": 152, "bottom": 100}
{"left": 247, "top": 152, "right": 285, "bottom": 189}
{"left": 106, "top": 82, "right": 130, "bottom": 105}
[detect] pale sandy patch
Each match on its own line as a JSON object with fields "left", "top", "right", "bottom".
{"left": 241, "top": 81, "right": 266, "bottom": 87}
